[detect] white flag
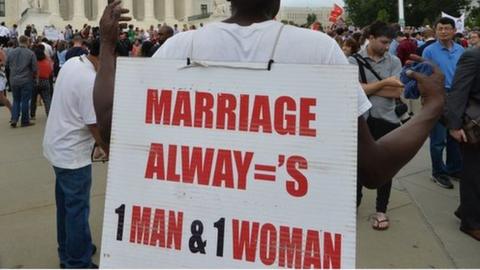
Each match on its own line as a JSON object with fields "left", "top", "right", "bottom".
{"left": 441, "top": 12, "right": 465, "bottom": 33}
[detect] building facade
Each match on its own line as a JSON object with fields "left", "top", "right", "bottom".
{"left": 0, "top": 0, "right": 231, "bottom": 31}
{"left": 277, "top": 6, "right": 332, "bottom": 27}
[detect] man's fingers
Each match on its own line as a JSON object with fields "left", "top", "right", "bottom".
{"left": 119, "top": 16, "right": 132, "bottom": 22}
{"left": 461, "top": 130, "right": 468, "bottom": 143}
{"left": 406, "top": 70, "right": 427, "bottom": 81}
{"left": 121, "top": 8, "right": 130, "bottom": 14}
{"left": 108, "top": 0, "right": 122, "bottom": 7}
{"left": 119, "top": 23, "right": 129, "bottom": 29}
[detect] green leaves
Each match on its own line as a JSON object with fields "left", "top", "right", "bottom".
{"left": 344, "top": 0, "right": 472, "bottom": 27}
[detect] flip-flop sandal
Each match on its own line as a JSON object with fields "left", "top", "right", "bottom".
{"left": 372, "top": 215, "right": 390, "bottom": 231}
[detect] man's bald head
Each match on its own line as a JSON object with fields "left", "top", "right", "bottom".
{"left": 227, "top": 0, "right": 281, "bottom": 19}
{"left": 158, "top": 25, "right": 174, "bottom": 46}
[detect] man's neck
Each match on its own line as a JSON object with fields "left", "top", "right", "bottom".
{"left": 223, "top": 13, "right": 271, "bottom": 26}
{"left": 366, "top": 46, "right": 382, "bottom": 61}
{"left": 439, "top": 39, "right": 453, "bottom": 49}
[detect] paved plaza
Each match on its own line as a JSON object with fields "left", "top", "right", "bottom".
{"left": 0, "top": 99, "right": 479, "bottom": 268}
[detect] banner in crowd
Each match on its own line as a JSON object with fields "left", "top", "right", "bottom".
{"left": 441, "top": 12, "right": 466, "bottom": 33}
{"left": 100, "top": 58, "right": 359, "bottom": 268}
{"left": 43, "top": 26, "right": 62, "bottom": 41}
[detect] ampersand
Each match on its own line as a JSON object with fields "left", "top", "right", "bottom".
{"left": 189, "top": 220, "right": 207, "bottom": 254}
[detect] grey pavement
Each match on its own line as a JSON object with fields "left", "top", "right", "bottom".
{"left": 1, "top": 101, "right": 479, "bottom": 268}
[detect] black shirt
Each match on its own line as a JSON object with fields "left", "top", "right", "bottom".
{"left": 416, "top": 39, "right": 436, "bottom": 57}
{"left": 116, "top": 39, "right": 132, "bottom": 57}
{"left": 65, "top": 47, "right": 89, "bottom": 61}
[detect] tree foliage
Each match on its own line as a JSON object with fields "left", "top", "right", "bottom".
{"left": 345, "top": 0, "right": 472, "bottom": 27}
{"left": 466, "top": 4, "right": 480, "bottom": 28}
{"left": 306, "top": 13, "right": 317, "bottom": 27}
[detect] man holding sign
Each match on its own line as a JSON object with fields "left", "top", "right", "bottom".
{"left": 94, "top": 0, "right": 444, "bottom": 190}
{"left": 93, "top": 1, "right": 447, "bottom": 268}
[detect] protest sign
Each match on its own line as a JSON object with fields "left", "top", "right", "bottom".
{"left": 100, "top": 58, "right": 359, "bottom": 268}
{"left": 441, "top": 12, "right": 465, "bottom": 33}
{"left": 43, "top": 26, "right": 61, "bottom": 41}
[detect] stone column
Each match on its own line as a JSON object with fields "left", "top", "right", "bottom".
{"left": 97, "top": 0, "right": 109, "bottom": 19}
{"left": 122, "top": 0, "right": 135, "bottom": 20}
{"left": 49, "top": 0, "right": 60, "bottom": 16}
{"left": 164, "top": 0, "right": 175, "bottom": 23}
{"left": 184, "top": 0, "right": 193, "bottom": 22}
{"left": 73, "top": 0, "right": 86, "bottom": 21}
{"left": 144, "top": 0, "right": 156, "bottom": 21}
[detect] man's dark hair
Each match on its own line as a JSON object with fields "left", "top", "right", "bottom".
{"left": 34, "top": 45, "right": 46, "bottom": 61}
{"left": 72, "top": 34, "right": 83, "bottom": 43}
{"left": 335, "top": 28, "right": 345, "bottom": 36}
{"left": 229, "top": 0, "right": 280, "bottom": 19}
{"left": 88, "top": 38, "right": 101, "bottom": 57}
{"left": 352, "top": 32, "right": 362, "bottom": 43}
{"left": 367, "top": 21, "right": 395, "bottom": 39}
{"left": 435, "top": 17, "right": 455, "bottom": 29}
{"left": 390, "top": 23, "right": 401, "bottom": 33}
{"left": 141, "top": 40, "right": 154, "bottom": 57}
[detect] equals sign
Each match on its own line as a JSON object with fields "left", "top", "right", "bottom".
{"left": 254, "top": 164, "right": 277, "bottom": 182}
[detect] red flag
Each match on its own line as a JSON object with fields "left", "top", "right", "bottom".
{"left": 329, "top": 4, "right": 343, "bottom": 23}
{"left": 332, "top": 4, "right": 343, "bottom": 16}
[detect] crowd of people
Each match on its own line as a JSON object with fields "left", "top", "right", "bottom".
{"left": 0, "top": 20, "right": 180, "bottom": 127}
{"left": 0, "top": 0, "right": 479, "bottom": 268}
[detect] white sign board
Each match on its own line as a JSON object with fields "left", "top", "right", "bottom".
{"left": 441, "top": 12, "right": 465, "bottom": 33}
{"left": 100, "top": 58, "right": 358, "bottom": 268}
{"left": 43, "top": 26, "right": 61, "bottom": 41}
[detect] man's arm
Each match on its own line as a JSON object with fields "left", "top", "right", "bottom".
{"left": 358, "top": 67, "right": 445, "bottom": 188}
{"left": 93, "top": 0, "right": 131, "bottom": 145}
{"left": 360, "top": 76, "right": 403, "bottom": 96}
{"left": 375, "top": 86, "right": 403, "bottom": 98}
{"left": 88, "top": 124, "right": 109, "bottom": 154}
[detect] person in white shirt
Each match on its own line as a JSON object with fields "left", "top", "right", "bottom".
{"left": 43, "top": 39, "right": 106, "bottom": 269}
{"left": 0, "top": 22, "right": 10, "bottom": 47}
{"left": 94, "top": 0, "right": 445, "bottom": 190}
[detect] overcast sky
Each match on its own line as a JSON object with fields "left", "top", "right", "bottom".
{"left": 281, "top": 0, "right": 345, "bottom": 7}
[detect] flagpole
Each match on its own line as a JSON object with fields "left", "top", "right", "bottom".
{"left": 398, "top": 0, "right": 405, "bottom": 28}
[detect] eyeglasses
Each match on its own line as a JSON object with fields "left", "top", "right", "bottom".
{"left": 436, "top": 27, "right": 454, "bottom": 32}
{"left": 91, "top": 143, "right": 109, "bottom": 163}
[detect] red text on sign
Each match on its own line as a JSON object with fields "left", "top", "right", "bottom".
{"left": 232, "top": 219, "right": 342, "bottom": 269}
{"left": 130, "top": 205, "right": 183, "bottom": 250}
{"left": 145, "top": 89, "right": 317, "bottom": 137}
{"left": 144, "top": 144, "right": 253, "bottom": 190}
{"left": 144, "top": 144, "right": 310, "bottom": 197}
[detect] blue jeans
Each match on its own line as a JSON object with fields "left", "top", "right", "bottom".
{"left": 429, "top": 121, "right": 462, "bottom": 176}
{"left": 54, "top": 165, "right": 94, "bottom": 268}
{"left": 11, "top": 81, "right": 33, "bottom": 124}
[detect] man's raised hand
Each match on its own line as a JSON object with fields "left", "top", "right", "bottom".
{"left": 100, "top": 0, "right": 131, "bottom": 46}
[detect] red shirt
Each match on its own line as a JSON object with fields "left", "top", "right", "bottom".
{"left": 397, "top": 39, "right": 418, "bottom": 66}
{"left": 38, "top": 59, "right": 53, "bottom": 79}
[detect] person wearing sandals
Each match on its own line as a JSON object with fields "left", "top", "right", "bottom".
{"left": 348, "top": 21, "right": 404, "bottom": 230}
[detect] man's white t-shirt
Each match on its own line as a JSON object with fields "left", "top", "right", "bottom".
{"left": 0, "top": 26, "right": 9, "bottom": 37}
{"left": 153, "top": 20, "right": 371, "bottom": 116}
{"left": 43, "top": 55, "right": 97, "bottom": 170}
